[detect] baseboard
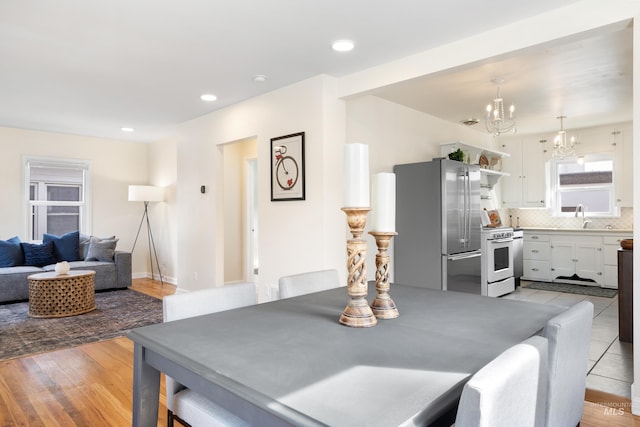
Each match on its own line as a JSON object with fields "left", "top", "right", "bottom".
{"left": 132, "top": 272, "right": 177, "bottom": 285}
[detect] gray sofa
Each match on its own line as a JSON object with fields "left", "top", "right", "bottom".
{"left": 0, "top": 251, "right": 131, "bottom": 303}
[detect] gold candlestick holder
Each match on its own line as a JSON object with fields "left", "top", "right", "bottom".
{"left": 369, "top": 231, "right": 399, "bottom": 319}
{"left": 339, "top": 207, "right": 377, "bottom": 328}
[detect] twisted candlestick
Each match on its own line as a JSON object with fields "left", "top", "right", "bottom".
{"left": 339, "top": 207, "right": 377, "bottom": 328}
{"left": 369, "top": 231, "right": 399, "bottom": 319}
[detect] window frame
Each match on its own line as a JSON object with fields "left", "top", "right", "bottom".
{"left": 23, "top": 156, "right": 92, "bottom": 240}
{"left": 548, "top": 154, "right": 619, "bottom": 218}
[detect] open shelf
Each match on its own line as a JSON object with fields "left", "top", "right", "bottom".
{"left": 441, "top": 142, "right": 510, "bottom": 188}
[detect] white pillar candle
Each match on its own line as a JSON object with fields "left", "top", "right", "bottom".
{"left": 344, "top": 144, "right": 370, "bottom": 207}
{"left": 371, "top": 173, "right": 396, "bottom": 232}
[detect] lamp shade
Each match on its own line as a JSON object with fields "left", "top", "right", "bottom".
{"left": 128, "top": 185, "right": 165, "bottom": 202}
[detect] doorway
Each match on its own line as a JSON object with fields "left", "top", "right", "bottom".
{"left": 222, "top": 137, "right": 258, "bottom": 284}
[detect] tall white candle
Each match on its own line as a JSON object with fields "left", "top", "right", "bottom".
{"left": 344, "top": 144, "right": 370, "bottom": 207}
{"left": 371, "top": 173, "right": 396, "bottom": 232}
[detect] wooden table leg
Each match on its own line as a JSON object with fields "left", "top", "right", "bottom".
{"left": 132, "top": 343, "right": 161, "bottom": 427}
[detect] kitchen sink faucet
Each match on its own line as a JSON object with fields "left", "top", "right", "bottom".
{"left": 575, "top": 204, "right": 592, "bottom": 228}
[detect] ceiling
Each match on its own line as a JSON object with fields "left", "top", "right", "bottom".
{"left": 1, "top": 0, "right": 628, "bottom": 143}
{"left": 372, "top": 23, "right": 633, "bottom": 137}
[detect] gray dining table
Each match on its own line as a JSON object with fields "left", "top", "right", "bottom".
{"left": 128, "top": 282, "right": 565, "bottom": 427}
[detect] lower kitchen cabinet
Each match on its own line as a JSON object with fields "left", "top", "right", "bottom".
{"left": 522, "top": 230, "right": 631, "bottom": 288}
{"left": 603, "top": 235, "right": 633, "bottom": 289}
{"left": 523, "top": 233, "right": 552, "bottom": 281}
{"left": 550, "top": 239, "right": 603, "bottom": 285}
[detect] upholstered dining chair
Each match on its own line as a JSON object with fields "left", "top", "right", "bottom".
{"left": 455, "top": 335, "right": 549, "bottom": 427}
{"left": 163, "top": 282, "right": 256, "bottom": 427}
{"left": 542, "top": 300, "right": 594, "bottom": 427}
{"left": 278, "top": 269, "right": 341, "bottom": 299}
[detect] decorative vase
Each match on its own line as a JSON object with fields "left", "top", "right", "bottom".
{"left": 55, "top": 261, "right": 70, "bottom": 275}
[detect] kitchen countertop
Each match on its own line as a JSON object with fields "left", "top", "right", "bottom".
{"left": 522, "top": 227, "right": 633, "bottom": 234}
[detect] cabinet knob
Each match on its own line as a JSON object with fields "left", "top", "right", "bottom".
{"left": 572, "top": 259, "right": 578, "bottom": 263}
{"left": 597, "top": 248, "right": 602, "bottom": 251}
{"left": 617, "top": 199, "right": 622, "bottom": 202}
{"left": 531, "top": 249, "right": 539, "bottom": 253}
{"left": 532, "top": 268, "right": 539, "bottom": 272}
{"left": 532, "top": 236, "right": 539, "bottom": 240}
{"left": 598, "top": 272, "right": 603, "bottom": 275}
{"left": 551, "top": 268, "right": 555, "bottom": 271}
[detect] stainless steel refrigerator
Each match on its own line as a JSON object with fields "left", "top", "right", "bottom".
{"left": 394, "top": 158, "right": 482, "bottom": 293}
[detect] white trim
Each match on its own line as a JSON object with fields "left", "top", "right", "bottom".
{"left": 22, "top": 155, "right": 92, "bottom": 239}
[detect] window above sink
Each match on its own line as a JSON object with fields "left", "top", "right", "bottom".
{"left": 549, "top": 154, "right": 619, "bottom": 218}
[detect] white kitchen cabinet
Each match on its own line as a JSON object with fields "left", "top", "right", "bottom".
{"left": 613, "top": 124, "right": 633, "bottom": 207}
{"left": 522, "top": 233, "right": 552, "bottom": 281}
{"left": 550, "top": 237, "right": 603, "bottom": 285}
{"left": 603, "top": 234, "right": 632, "bottom": 289}
{"left": 500, "top": 136, "right": 549, "bottom": 208}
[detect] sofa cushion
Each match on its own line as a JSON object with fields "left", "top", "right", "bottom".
{"left": 86, "top": 237, "right": 119, "bottom": 262}
{"left": 80, "top": 234, "right": 115, "bottom": 260}
{"left": 21, "top": 242, "right": 58, "bottom": 267}
{"left": 0, "top": 236, "right": 24, "bottom": 267}
{"left": 43, "top": 231, "right": 80, "bottom": 262}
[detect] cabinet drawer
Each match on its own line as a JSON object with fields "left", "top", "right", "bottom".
{"left": 603, "top": 235, "right": 631, "bottom": 245}
{"left": 523, "top": 260, "right": 551, "bottom": 281}
{"left": 524, "top": 233, "right": 550, "bottom": 242}
{"left": 523, "top": 241, "right": 550, "bottom": 260}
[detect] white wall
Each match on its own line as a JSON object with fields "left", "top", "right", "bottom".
{"left": 0, "top": 126, "right": 149, "bottom": 274}
{"left": 175, "top": 75, "right": 346, "bottom": 297}
{"left": 346, "top": 95, "right": 494, "bottom": 279}
{"left": 148, "top": 136, "right": 178, "bottom": 283}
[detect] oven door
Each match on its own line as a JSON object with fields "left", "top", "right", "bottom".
{"left": 485, "top": 237, "right": 514, "bottom": 283}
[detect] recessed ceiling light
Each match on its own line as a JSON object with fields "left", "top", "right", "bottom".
{"left": 200, "top": 94, "right": 217, "bottom": 102}
{"left": 332, "top": 40, "right": 355, "bottom": 52}
{"left": 121, "top": 127, "right": 134, "bottom": 132}
{"left": 252, "top": 74, "right": 267, "bottom": 83}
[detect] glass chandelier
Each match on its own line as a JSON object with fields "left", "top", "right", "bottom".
{"left": 485, "top": 78, "right": 516, "bottom": 136}
{"left": 553, "top": 116, "right": 577, "bottom": 159}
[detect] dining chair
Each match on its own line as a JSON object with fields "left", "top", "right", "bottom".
{"left": 278, "top": 269, "right": 341, "bottom": 298}
{"left": 455, "top": 335, "right": 549, "bottom": 427}
{"left": 542, "top": 300, "right": 594, "bottom": 427}
{"left": 163, "top": 282, "right": 256, "bottom": 427}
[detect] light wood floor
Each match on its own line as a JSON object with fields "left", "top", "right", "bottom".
{"left": 0, "top": 278, "right": 638, "bottom": 426}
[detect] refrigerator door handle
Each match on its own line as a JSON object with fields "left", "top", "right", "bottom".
{"left": 464, "top": 167, "right": 470, "bottom": 247}
{"left": 447, "top": 250, "right": 482, "bottom": 261}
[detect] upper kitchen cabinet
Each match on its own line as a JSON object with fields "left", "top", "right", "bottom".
{"left": 500, "top": 136, "right": 550, "bottom": 208}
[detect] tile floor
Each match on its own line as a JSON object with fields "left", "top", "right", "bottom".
{"left": 503, "top": 281, "right": 633, "bottom": 398}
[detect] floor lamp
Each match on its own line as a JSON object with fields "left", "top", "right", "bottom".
{"left": 128, "top": 185, "right": 165, "bottom": 286}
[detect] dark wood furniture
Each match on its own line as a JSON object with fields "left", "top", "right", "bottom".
{"left": 618, "top": 248, "right": 633, "bottom": 343}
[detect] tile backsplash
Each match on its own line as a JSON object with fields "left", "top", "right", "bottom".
{"left": 503, "top": 207, "right": 633, "bottom": 230}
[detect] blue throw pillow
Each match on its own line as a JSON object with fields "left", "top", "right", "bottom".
{"left": 0, "top": 236, "right": 24, "bottom": 267}
{"left": 43, "top": 231, "right": 80, "bottom": 262}
{"left": 21, "top": 242, "right": 58, "bottom": 267}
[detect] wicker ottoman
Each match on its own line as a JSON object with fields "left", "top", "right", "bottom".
{"left": 27, "top": 270, "right": 97, "bottom": 318}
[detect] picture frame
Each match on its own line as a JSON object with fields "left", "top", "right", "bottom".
{"left": 270, "top": 132, "right": 305, "bottom": 201}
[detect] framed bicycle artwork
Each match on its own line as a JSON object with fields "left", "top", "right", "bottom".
{"left": 270, "top": 132, "right": 305, "bottom": 201}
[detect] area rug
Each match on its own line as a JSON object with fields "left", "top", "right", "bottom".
{"left": 524, "top": 281, "right": 618, "bottom": 298}
{"left": 0, "top": 289, "right": 163, "bottom": 361}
